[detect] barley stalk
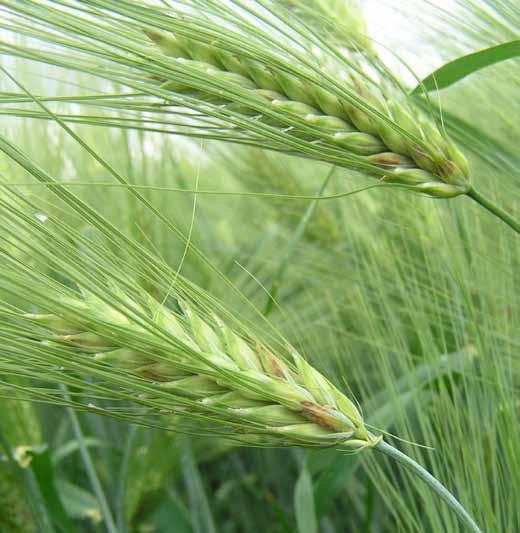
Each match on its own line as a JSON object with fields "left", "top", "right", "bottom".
{"left": 0, "top": 174, "right": 481, "bottom": 530}
{"left": 12, "top": 284, "right": 481, "bottom": 532}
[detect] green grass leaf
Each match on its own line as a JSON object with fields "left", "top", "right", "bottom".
{"left": 181, "top": 442, "right": 217, "bottom": 533}
{"left": 56, "top": 480, "right": 101, "bottom": 525}
{"left": 27, "top": 445, "right": 75, "bottom": 533}
{"left": 150, "top": 491, "right": 192, "bottom": 533}
{"left": 412, "top": 40, "right": 520, "bottom": 93}
{"left": 294, "top": 464, "right": 318, "bottom": 533}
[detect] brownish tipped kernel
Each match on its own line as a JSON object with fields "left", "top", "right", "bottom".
{"left": 258, "top": 346, "right": 292, "bottom": 380}
{"left": 143, "top": 29, "right": 161, "bottom": 44}
{"left": 368, "top": 152, "right": 413, "bottom": 167}
{"left": 134, "top": 362, "right": 189, "bottom": 382}
{"left": 438, "top": 159, "right": 457, "bottom": 178}
{"left": 300, "top": 401, "right": 336, "bottom": 429}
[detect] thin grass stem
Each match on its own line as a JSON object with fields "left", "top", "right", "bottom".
{"left": 264, "top": 166, "right": 336, "bottom": 316}
{"left": 116, "top": 425, "right": 138, "bottom": 533}
{"left": 375, "top": 440, "right": 481, "bottom": 533}
{"left": 60, "top": 386, "right": 119, "bottom": 533}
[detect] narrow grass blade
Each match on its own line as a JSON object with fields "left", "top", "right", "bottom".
{"left": 115, "top": 426, "right": 137, "bottom": 533}
{"left": 264, "top": 167, "right": 336, "bottom": 315}
{"left": 0, "top": 434, "right": 56, "bottom": 533}
{"left": 412, "top": 40, "right": 520, "bottom": 93}
{"left": 24, "top": 445, "right": 74, "bottom": 533}
{"left": 294, "top": 463, "right": 318, "bottom": 533}
{"left": 55, "top": 480, "right": 101, "bottom": 527}
{"left": 61, "top": 387, "right": 119, "bottom": 533}
{"left": 181, "top": 441, "right": 218, "bottom": 533}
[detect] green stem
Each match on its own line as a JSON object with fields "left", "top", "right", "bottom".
{"left": 375, "top": 441, "right": 481, "bottom": 533}
{"left": 264, "top": 166, "right": 336, "bottom": 316}
{"left": 467, "top": 187, "right": 520, "bottom": 234}
{"left": 60, "top": 386, "right": 119, "bottom": 533}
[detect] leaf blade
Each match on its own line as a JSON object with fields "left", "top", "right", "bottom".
{"left": 412, "top": 40, "right": 520, "bottom": 93}
{"left": 294, "top": 464, "right": 318, "bottom": 533}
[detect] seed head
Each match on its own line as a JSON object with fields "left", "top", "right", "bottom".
{"left": 146, "top": 21, "right": 470, "bottom": 198}
{"left": 24, "top": 288, "right": 377, "bottom": 449}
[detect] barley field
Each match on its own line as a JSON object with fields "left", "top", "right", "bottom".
{"left": 0, "top": 1, "right": 518, "bottom": 532}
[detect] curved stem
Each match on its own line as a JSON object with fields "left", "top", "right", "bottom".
{"left": 466, "top": 187, "right": 520, "bottom": 234}
{"left": 375, "top": 440, "right": 481, "bottom": 533}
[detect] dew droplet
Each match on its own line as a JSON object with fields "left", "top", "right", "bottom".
{"left": 34, "top": 211, "right": 48, "bottom": 223}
